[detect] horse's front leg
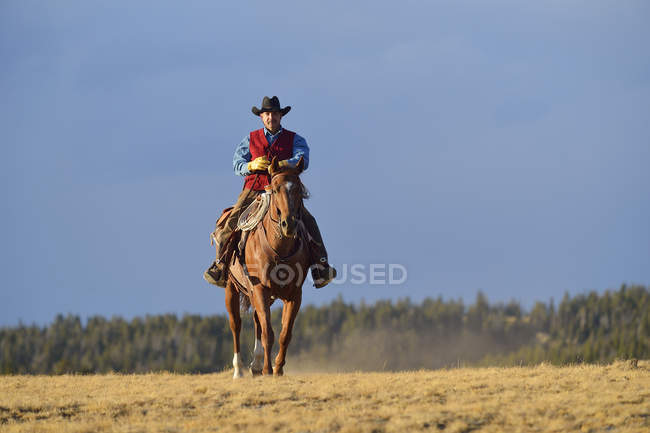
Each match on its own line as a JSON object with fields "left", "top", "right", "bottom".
{"left": 249, "top": 310, "right": 264, "bottom": 376}
{"left": 251, "top": 287, "right": 274, "bottom": 375}
{"left": 274, "top": 294, "right": 302, "bottom": 376}
{"left": 224, "top": 280, "right": 244, "bottom": 379}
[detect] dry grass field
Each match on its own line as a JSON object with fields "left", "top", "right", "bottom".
{"left": 1, "top": 361, "right": 648, "bottom": 433}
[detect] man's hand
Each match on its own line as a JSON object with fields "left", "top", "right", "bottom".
{"left": 248, "top": 156, "right": 270, "bottom": 172}
{"left": 265, "top": 159, "right": 291, "bottom": 173}
{"left": 267, "top": 160, "right": 291, "bottom": 173}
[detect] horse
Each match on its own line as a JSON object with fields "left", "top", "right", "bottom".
{"left": 224, "top": 156, "right": 311, "bottom": 378}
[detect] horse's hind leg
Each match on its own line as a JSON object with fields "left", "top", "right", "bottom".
{"left": 249, "top": 310, "right": 264, "bottom": 376}
{"left": 251, "top": 288, "right": 274, "bottom": 375}
{"left": 274, "top": 295, "right": 302, "bottom": 376}
{"left": 225, "top": 280, "right": 244, "bottom": 379}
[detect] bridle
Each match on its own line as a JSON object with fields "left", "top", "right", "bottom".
{"left": 265, "top": 172, "right": 303, "bottom": 240}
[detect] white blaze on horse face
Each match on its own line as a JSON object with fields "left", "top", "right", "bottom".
{"left": 232, "top": 352, "right": 244, "bottom": 379}
{"left": 283, "top": 181, "right": 296, "bottom": 211}
{"left": 251, "top": 339, "right": 264, "bottom": 371}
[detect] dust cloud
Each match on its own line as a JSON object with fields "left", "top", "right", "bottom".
{"left": 287, "top": 328, "right": 514, "bottom": 373}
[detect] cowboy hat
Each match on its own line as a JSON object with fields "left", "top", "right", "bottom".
{"left": 251, "top": 96, "right": 291, "bottom": 116}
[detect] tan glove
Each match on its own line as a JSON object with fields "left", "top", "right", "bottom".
{"left": 266, "top": 160, "right": 291, "bottom": 173}
{"left": 248, "top": 156, "right": 270, "bottom": 172}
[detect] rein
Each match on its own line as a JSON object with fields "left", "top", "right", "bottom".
{"left": 257, "top": 172, "right": 305, "bottom": 264}
{"left": 232, "top": 167, "right": 307, "bottom": 292}
{"left": 258, "top": 217, "right": 304, "bottom": 264}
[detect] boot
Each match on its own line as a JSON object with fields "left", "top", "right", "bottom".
{"left": 311, "top": 258, "right": 337, "bottom": 289}
{"left": 300, "top": 210, "right": 336, "bottom": 288}
{"left": 203, "top": 260, "right": 227, "bottom": 287}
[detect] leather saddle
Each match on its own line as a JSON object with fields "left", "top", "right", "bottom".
{"left": 212, "top": 201, "right": 316, "bottom": 295}
{"left": 211, "top": 206, "right": 259, "bottom": 295}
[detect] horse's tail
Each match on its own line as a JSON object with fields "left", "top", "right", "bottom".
{"left": 226, "top": 270, "right": 252, "bottom": 313}
{"left": 239, "top": 292, "right": 251, "bottom": 313}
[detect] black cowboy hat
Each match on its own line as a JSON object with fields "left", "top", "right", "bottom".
{"left": 251, "top": 96, "right": 291, "bottom": 116}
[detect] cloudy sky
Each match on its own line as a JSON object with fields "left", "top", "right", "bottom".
{"left": 2, "top": 0, "right": 649, "bottom": 326}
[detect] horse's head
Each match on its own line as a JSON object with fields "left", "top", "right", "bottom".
{"left": 268, "top": 156, "right": 306, "bottom": 238}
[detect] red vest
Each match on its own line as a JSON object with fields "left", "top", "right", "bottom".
{"left": 244, "top": 128, "right": 295, "bottom": 190}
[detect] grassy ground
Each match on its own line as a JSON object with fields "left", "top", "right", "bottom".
{"left": 1, "top": 361, "right": 648, "bottom": 432}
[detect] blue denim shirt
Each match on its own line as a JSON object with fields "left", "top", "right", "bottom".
{"left": 232, "top": 127, "right": 310, "bottom": 176}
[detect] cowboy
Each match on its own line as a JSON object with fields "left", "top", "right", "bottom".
{"left": 204, "top": 96, "right": 337, "bottom": 289}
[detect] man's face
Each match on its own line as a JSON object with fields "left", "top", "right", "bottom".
{"left": 260, "top": 111, "right": 283, "bottom": 133}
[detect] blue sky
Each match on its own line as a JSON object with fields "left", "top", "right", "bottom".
{"left": 2, "top": 0, "right": 649, "bottom": 326}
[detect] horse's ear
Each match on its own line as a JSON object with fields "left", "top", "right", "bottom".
{"left": 269, "top": 156, "right": 279, "bottom": 174}
{"left": 296, "top": 156, "right": 305, "bottom": 173}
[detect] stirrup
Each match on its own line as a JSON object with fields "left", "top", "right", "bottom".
{"left": 312, "top": 263, "right": 336, "bottom": 289}
{"left": 203, "top": 261, "right": 227, "bottom": 287}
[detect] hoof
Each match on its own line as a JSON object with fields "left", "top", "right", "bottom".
{"left": 273, "top": 368, "right": 284, "bottom": 377}
{"left": 232, "top": 370, "right": 244, "bottom": 380}
{"left": 250, "top": 367, "right": 262, "bottom": 377}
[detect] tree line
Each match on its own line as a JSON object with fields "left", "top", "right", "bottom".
{"left": 1, "top": 284, "right": 647, "bottom": 374}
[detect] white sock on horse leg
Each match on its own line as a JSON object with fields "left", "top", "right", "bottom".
{"left": 251, "top": 339, "right": 264, "bottom": 371}
{"left": 232, "top": 352, "right": 244, "bottom": 379}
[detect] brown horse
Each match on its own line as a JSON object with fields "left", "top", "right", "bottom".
{"left": 224, "top": 157, "right": 311, "bottom": 378}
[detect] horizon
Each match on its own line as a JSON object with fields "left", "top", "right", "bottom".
{"left": 2, "top": 283, "right": 642, "bottom": 329}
